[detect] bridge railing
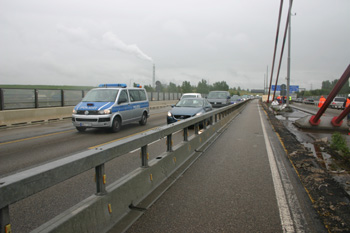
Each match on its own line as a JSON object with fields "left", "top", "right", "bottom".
{"left": 0, "top": 101, "right": 248, "bottom": 233}
{"left": 0, "top": 88, "right": 183, "bottom": 111}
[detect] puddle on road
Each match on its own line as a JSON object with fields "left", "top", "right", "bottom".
{"left": 275, "top": 108, "right": 350, "bottom": 196}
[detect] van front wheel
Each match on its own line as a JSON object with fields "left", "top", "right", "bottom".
{"left": 76, "top": 127, "right": 86, "bottom": 132}
{"left": 111, "top": 117, "right": 121, "bottom": 133}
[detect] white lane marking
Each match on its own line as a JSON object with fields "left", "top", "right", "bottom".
{"left": 258, "top": 104, "right": 295, "bottom": 233}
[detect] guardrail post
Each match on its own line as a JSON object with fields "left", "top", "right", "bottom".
{"left": 95, "top": 164, "right": 107, "bottom": 195}
{"left": 34, "top": 89, "right": 39, "bottom": 108}
{"left": 0, "top": 88, "right": 4, "bottom": 111}
{"left": 194, "top": 123, "right": 199, "bottom": 135}
{"left": 203, "top": 119, "right": 207, "bottom": 130}
{"left": 167, "top": 134, "right": 173, "bottom": 152}
{"left": 183, "top": 128, "right": 189, "bottom": 141}
{"left": 0, "top": 206, "right": 10, "bottom": 233}
{"left": 61, "top": 90, "right": 64, "bottom": 107}
{"left": 141, "top": 145, "right": 149, "bottom": 168}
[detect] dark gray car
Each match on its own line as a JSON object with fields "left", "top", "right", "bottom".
{"left": 207, "top": 91, "right": 231, "bottom": 108}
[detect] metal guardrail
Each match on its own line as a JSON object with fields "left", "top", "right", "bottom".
{"left": 0, "top": 101, "right": 248, "bottom": 233}
{"left": 0, "top": 88, "right": 182, "bottom": 111}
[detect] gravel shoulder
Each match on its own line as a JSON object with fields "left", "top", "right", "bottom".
{"left": 262, "top": 102, "right": 350, "bottom": 232}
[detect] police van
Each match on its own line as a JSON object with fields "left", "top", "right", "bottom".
{"left": 72, "top": 84, "right": 149, "bottom": 132}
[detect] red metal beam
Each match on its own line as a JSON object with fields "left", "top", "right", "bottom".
{"left": 309, "top": 64, "right": 350, "bottom": 126}
{"left": 267, "top": 0, "right": 284, "bottom": 103}
{"left": 331, "top": 106, "right": 350, "bottom": 127}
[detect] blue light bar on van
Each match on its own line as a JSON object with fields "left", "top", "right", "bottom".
{"left": 98, "top": 84, "right": 127, "bottom": 88}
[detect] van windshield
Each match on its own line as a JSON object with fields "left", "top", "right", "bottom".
{"left": 82, "top": 89, "right": 119, "bottom": 102}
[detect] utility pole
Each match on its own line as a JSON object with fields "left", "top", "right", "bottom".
{"left": 153, "top": 63, "right": 155, "bottom": 89}
{"left": 286, "top": 0, "right": 293, "bottom": 107}
{"left": 266, "top": 66, "right": 269, "bottom": 95}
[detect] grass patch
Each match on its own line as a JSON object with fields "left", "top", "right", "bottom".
{"left": 330, "top": 132, "right": 350, "bottom": 159}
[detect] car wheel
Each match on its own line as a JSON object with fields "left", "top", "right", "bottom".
{"left": 76, "top": 127, "right": 86, "bottom": 132}
{"left": 139, "top": 112, "right": 147, "bottom": 125}
{"left": 111, "top": 117, "right": 121, "bottom": 133}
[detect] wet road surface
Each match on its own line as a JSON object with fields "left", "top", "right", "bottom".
{"left": 112, "top": 100, "right": 326, "bottom": 233}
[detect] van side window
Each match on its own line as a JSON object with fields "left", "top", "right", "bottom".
{"left": 119, "top": 90, "right": 129, "bottom": 104}
{"left": 139, "top": 90, "right": 147, "bottom": 101}
{"left": 129, "top": 90, "right": 140, "bottom": 102}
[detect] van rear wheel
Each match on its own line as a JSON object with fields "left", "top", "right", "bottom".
{"left": 111, "top": 117, "right": 121, "bottom": 133}
{"left": 139, "top": 112, "right": 147, "bottom": 125}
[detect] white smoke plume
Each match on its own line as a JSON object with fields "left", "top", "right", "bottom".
{"left": 57, "top": 25, "right": 153, "bottom": 62}
{"left": 102, "top": 32, "right": 153, "bottom": 62}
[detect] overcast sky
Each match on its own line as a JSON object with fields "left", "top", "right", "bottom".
{"left": 0, "top": 0, "right": 349, "bottom": 90}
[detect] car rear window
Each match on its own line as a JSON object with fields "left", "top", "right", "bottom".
{"left": 334, "top": 98, "right": 345, "bottom": 102}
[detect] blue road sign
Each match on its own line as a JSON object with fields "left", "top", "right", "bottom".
{"left": 271, "top": 85, "right": 299, "bottom": 92}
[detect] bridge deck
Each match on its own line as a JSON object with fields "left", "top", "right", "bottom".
{"left": 109, "top": 100, "right": 325, "bottom": 232}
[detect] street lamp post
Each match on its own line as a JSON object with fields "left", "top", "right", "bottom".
{"left": 286, "top": 0, "right": 292, "bottom": 107}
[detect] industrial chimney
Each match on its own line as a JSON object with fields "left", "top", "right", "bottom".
{"left": 153, "top": 63, "right": 155, "bottom": 88}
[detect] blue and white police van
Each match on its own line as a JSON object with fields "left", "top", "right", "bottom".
{"left": 72, "top": 84, "right": 149, "bottom": 132}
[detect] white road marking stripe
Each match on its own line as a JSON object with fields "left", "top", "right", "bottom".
{"left": 258, "top": 104, "right": 295, "bottom": 232}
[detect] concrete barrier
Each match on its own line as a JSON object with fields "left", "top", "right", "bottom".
{"left": 294, "top": 115, "right": 349, "bottom": 131}
{"left": 0, "top": 107, "right": 74, "bottom": 127}
{"left": 0, "top": 101, "right": 178, "bottom": 127}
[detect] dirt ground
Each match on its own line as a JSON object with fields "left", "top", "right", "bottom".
{"left": 261, "top": 102, "right": 350, "bottom": 232}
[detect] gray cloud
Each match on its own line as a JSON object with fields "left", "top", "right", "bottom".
{"left": 0, "top": 0, "right": 349, "bottom": 90}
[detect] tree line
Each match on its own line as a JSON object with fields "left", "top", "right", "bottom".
{"left": 138, "top": 79, "right": 255, "bottom": 96}
{"left": 298, "top": 79, "right": 350, "bottom": 97}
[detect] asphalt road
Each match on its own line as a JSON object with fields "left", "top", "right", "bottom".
{"left": 0, "top": 106, "right": 187, "bottom": 233}
{"left": 0, "top": 107, "right": 172, "bottom": 177}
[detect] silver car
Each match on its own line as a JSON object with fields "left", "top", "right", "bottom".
{"left": 330, "top": 97, "right": 346, "bottom": 109}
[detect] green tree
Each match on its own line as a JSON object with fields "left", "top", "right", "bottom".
{"left": 212, "top": 81, "right": 229, "bottom": 91}
{"left": 181, "top": 81, "right": 192, "bottom": 93}
{"left": 197, "top": 79, "right": 210, "bottom": 94}
{"left": 143, "top": 85, "right": 154, "bottom": 92}
{"left": 155, "top": 81, "right": 163, "bottom": 92}
{"left": 168, "top": 82, "right": 178, "bottom": 92}
{"left": 322, "top": 80, "right": 332, "bottom": 91}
